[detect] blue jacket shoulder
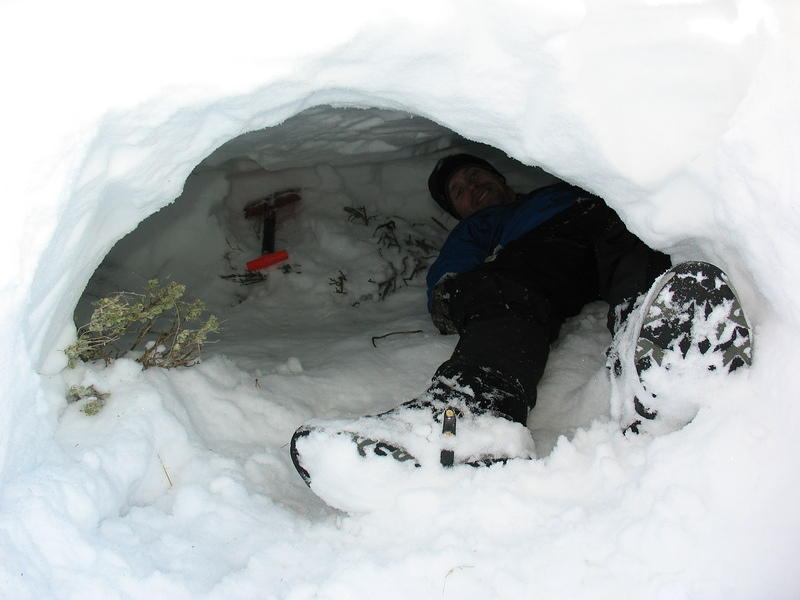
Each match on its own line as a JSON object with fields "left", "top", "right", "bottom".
{"left": 425, "top": 183, "right": 581, "bottom": 310}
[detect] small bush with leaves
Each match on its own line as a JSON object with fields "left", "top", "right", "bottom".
{"left": 66, "top": 385, "right": 109, "bottom": 416}
{"left": 66, "top": 279, "right": 220, "bottom": 369}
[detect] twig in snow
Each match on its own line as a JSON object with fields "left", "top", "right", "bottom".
{"left": 442, "top": 565, "right": 475, "bottom": 597}
{"left": 157, "top": 453, "right": 173, "bottom": 487}
{"left": 344, "top": 206, "right": 377, "bottom": 225}
{"left": 431, "top": 216, "right": 449, "bottom": 232}
{"left": 371, "top": 329, "right": 423, "bottom": 348}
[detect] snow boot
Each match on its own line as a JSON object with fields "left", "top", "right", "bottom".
{"left": 608, "top": 261, "right": 753, "bottom": 434}
{"left": 289, "top": 377, "right": 536, "bottom": 511}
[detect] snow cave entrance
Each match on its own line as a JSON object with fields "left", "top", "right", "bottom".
{"left": 75, "top": 104, "right": 608, "bottom": 455}
{"left": 75, "top": 104, "right": 559, "bottom": 346}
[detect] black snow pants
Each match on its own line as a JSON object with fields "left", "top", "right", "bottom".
{"left": 430, "top": 197, "right": 671, "bottom": 424}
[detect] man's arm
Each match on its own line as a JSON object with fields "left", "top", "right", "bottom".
{"left": 426, "top": 222, "right": 494, "bottom": 333}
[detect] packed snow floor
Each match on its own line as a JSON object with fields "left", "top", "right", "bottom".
{"left": 4, "top": 107, "right": 798, "bottom": 599}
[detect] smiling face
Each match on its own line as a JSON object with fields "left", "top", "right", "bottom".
{"left": 446, "top": 165, "right": 515, "bottom": 218}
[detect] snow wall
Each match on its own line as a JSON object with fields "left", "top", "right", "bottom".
{"left": 1, "top": 0, "right": 800, "bottom": 593}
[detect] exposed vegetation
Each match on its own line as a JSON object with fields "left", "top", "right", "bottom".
{"left": 66, "top": 384, "right": 109, "bottom": 416}
{"left": 340, "top": 207, "right": 446, "bottom": 303}
{"left": 66, "top": 279, "right": 220, "bottom": 369}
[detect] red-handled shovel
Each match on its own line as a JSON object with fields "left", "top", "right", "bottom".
{"left": 243, "top": 190, "right": 301, "bottom": 271}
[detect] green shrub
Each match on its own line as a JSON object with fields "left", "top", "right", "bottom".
{"left": 66, "top": 384, "right": 109, "bottom": 416}
{"left": 66, "top": 279, "right": 220, "bottom": 369}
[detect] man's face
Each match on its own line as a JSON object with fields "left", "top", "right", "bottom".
{"left": 446, "top": 165, "right": 514, "bottom": 219}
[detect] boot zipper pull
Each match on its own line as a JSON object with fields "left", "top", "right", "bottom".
{"left": 440, "top": 407, "right": 457, "bottom": 467}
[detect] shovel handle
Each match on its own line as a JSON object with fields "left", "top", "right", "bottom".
{"left": 246, "top": 249, "right": 289, "bottom": 272}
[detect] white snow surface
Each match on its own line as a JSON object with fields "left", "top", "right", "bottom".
{"left": 2, "top": 1, "right": 800, "bottom": 598}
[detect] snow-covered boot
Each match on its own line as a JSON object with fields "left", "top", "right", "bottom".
{"left": 608, "top": 261, "right": 753, "bottom": 434}
{"left": 289, "top": 376, "right": 535, "bottom": 512}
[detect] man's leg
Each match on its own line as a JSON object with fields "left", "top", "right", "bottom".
{"left": 430, "top": 203, "right": 605, "bottom": 423}
{"left": 590, "top": 204, "right": 672, "bottom": 333}
{"left": 432, "top": 268, "right": 555, "bottom": 423}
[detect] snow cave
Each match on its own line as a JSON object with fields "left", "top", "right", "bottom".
{"left": 2, "top": 1, "right": 800, "bottom": 598}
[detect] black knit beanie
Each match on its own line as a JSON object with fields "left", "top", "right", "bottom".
{"left": 427, "top": 153, "right": 506, "bottom": 219}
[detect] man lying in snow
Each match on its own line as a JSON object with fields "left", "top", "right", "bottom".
{"left": 290, "top": 154, "right": 753, "bottom": 502}
{"left": 424, "top": 154, "right": 673, "bottom": 427}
